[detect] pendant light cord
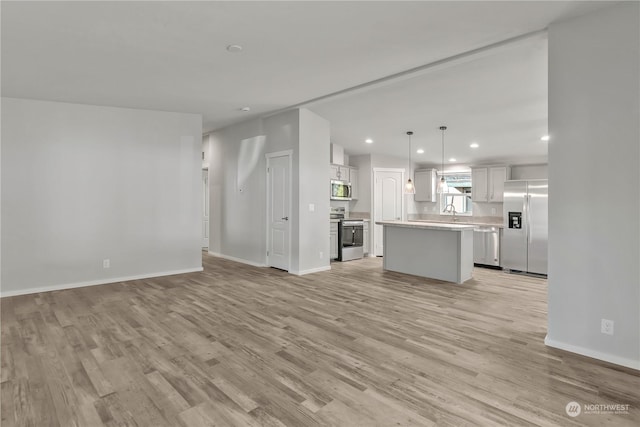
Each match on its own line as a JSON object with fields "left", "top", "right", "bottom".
{"left": 439, "top": 126, "right": 447, "bottom": 194}
{"left": 440, "top": 126, "right": 446, "bottom": 175}
{"left": 408, "top": 132, "right": 412, "bottom": 178}
{"left": 407, "top": 131, "right": 413, "bottom": 179}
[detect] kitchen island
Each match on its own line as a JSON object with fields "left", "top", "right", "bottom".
{"left": 376, "top": 221, "right": 475, "bottom": 284}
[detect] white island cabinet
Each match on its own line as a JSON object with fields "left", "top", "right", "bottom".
{"left": 376, "top": 221, "right": 474, "bottom": 284}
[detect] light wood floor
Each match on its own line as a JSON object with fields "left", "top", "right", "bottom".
{"left": 2, "top": 254, "right": 639, "bottom": 426}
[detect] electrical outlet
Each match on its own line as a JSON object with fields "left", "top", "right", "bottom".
{"left": 601, "top": 319, "right": 614, "bottom": 335}
{"left": 309, "top": 203, "right": 315, "bottom": 212}
{"left": 319, "top": 251, "right": 323, "bottom": 259}
{"left": 103, "top": 259, "right": 110, "bottom": 269}
{"left": 491, "top": 207, "right": 497, "bottom": 215}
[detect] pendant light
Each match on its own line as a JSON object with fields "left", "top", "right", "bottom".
{"left": 404, "top": 131, "right": 416, "bottom": 194}
{"left": 437, "top": 126, "right": 449, "bottom": 194}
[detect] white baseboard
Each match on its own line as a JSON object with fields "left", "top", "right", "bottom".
{"left": 208, "top": 252, "right": 331, "bottom": 275}
{"left": 0, "top": 267, "right": 204, "bottom": 298}
{"left": 290, "top": 266, "right": 331, "bottom": 276}
{"left": 208, "top": 252, "right": 267, "bottom": 268}
{"left": 544, "top": 335, "right": 640, "bottom": 371}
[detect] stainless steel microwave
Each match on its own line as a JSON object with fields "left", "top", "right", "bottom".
{"left": 330, "top": 180, "right": 352, "bottom": 200}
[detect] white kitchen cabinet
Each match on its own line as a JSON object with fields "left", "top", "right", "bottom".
{"left": 330, "top": 222, "right": 339, "bottom": 260}
{"left": 488, "top": 167, "right": 509, "bottom": 202}
{"left": 472, "top": 166, "right": 510, "bottom": 203}
{"left": 472, "top": 168, "right": 489, "bottom": 202}
{"left": 349, "top": 167, "right": 359, "bottom": 200}
{"left": 363, "top": 221, "right": 369, "bottom": 255}
{"left": 330, "top": 144, "right": 344, "bottom": 165}
{"left": 413, "top": 169, "right": 437, "bottom": 202}
{"left": 330, "top": 164, "right": 340, "bottom": 180}
{"left": 330, "top": 164, "right": 350, "bottom": 182}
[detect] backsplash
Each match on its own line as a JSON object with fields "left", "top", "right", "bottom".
{"left": 349, "top": 211, "right": 371, "bottom": 219}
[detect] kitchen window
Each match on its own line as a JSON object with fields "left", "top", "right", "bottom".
{"left": 439, "top": 172, "right": 472, "bottom": 216}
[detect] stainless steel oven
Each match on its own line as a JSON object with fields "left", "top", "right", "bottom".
{"left": 338, "top": 220, "right": 364, "bottom": 261}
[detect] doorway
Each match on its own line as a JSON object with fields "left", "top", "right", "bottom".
{"left": 266, "top": 151, "right": 292, "bottom": 271}
{"left": 373, "top": 168, "right": 404, "bottom": 256}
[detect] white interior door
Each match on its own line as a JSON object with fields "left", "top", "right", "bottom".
{"left": 202, "top": 169, "right": 209, "bottom": 249}
{"left": 267, "top": 154, "right": 291, "bottom": 270}
{"left": 374, "top": 169, "right": 404, "bottom": 256}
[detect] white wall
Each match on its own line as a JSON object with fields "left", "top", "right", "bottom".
{"left": 1, "top": 98, "right": 203, "bottom": 296}
{"left": 511, "top": 164, "right": 547, "bottom": 180}
{"left": 207, "top": 108, "right": 330, "bottom": 274}
{"left": 207, "top": 117, "right": 271, "bottom": 265}
{"left": 297, "top": 109, "right": 330, "bottom": 273}
{"left": 547, "top": 2, "right": 640, "bottom": 369}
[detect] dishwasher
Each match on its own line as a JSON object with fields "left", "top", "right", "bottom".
{"left": 473, "top": 226, "right": 501, "bottom": 268}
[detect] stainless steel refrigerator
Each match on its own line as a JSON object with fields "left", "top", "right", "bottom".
{"left": 502, "top": 180, "right": 548, "bottom": 275}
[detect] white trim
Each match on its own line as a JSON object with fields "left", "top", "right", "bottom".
{"left": 289, "top": 266, "right": 332, "bottom": 276}
{"left": 209, "top": 251, "right": 267, "bottom": 268}
{"left": 266, "top": 149, "right": 294, "bottom": 159}
{"left": 544, "top": 335, "right": 640, "bottom": 371}
{"left": 0, "top": 267, "right": 204, "bottom": 298}
{"left": 265, "top": 150, "right": 293, "bottom": 272}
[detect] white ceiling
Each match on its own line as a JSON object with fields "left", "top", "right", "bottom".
{"left": 2, "top": 1, "right": 614, "bottom": 163}
{"left": 308, "top": 34, "right": 550, "bottom": 165}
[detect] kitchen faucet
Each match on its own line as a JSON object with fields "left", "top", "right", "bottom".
{"left": 443, "top": 202, "right": 458, "bottom": 221}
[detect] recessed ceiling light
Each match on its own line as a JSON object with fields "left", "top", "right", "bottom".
{"left": 541, "top": 135, "right": 550, "bottom": 141}
{"left": 470, "top": 142, "right": 479, "bottom": 148}
{"left": 416, "top": 149, "right": 424, "bottom": 154}
{"left": 226, "top": 44, "right": 243, "bottom": 53}
{"left": 365, "top": 138, "right": 373, "bottom": 144}
{"left": 449, "top": 158, "right": 457, "bottom": 162}
{"left": 240, "top": 106, "right": 251, "bottom": 112}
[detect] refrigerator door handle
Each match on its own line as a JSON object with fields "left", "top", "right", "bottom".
{"left": 527, "top": 194, "right": 533, "bottom": 245}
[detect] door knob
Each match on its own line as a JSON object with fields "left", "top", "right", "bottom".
{"left": 282, "top": 216, "right": 289, "bottom": 221}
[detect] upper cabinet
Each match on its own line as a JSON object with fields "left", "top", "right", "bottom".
{"left": 330, "top": 144, "right": 345, "bottom": 166}
{"left": 414, "top": 169, "right": 437, "bottom": 202}
{"left": 472, "top": 166, "right": 511, "bottom": 203}
{"left": 488, "top": 166, "right": 510, "bottom": 202}
{"left": 471, "top": 168, "right": 488, "bottom": 202}
{"left": 330, "top": 164, "right": 350, "bottom": 181}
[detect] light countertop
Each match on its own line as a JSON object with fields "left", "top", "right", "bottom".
{"left": 376, "top": 220, "right": 475, "bottom": 231}
{"left": 409, "top": 219, "right": 503, "bottom": 228}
